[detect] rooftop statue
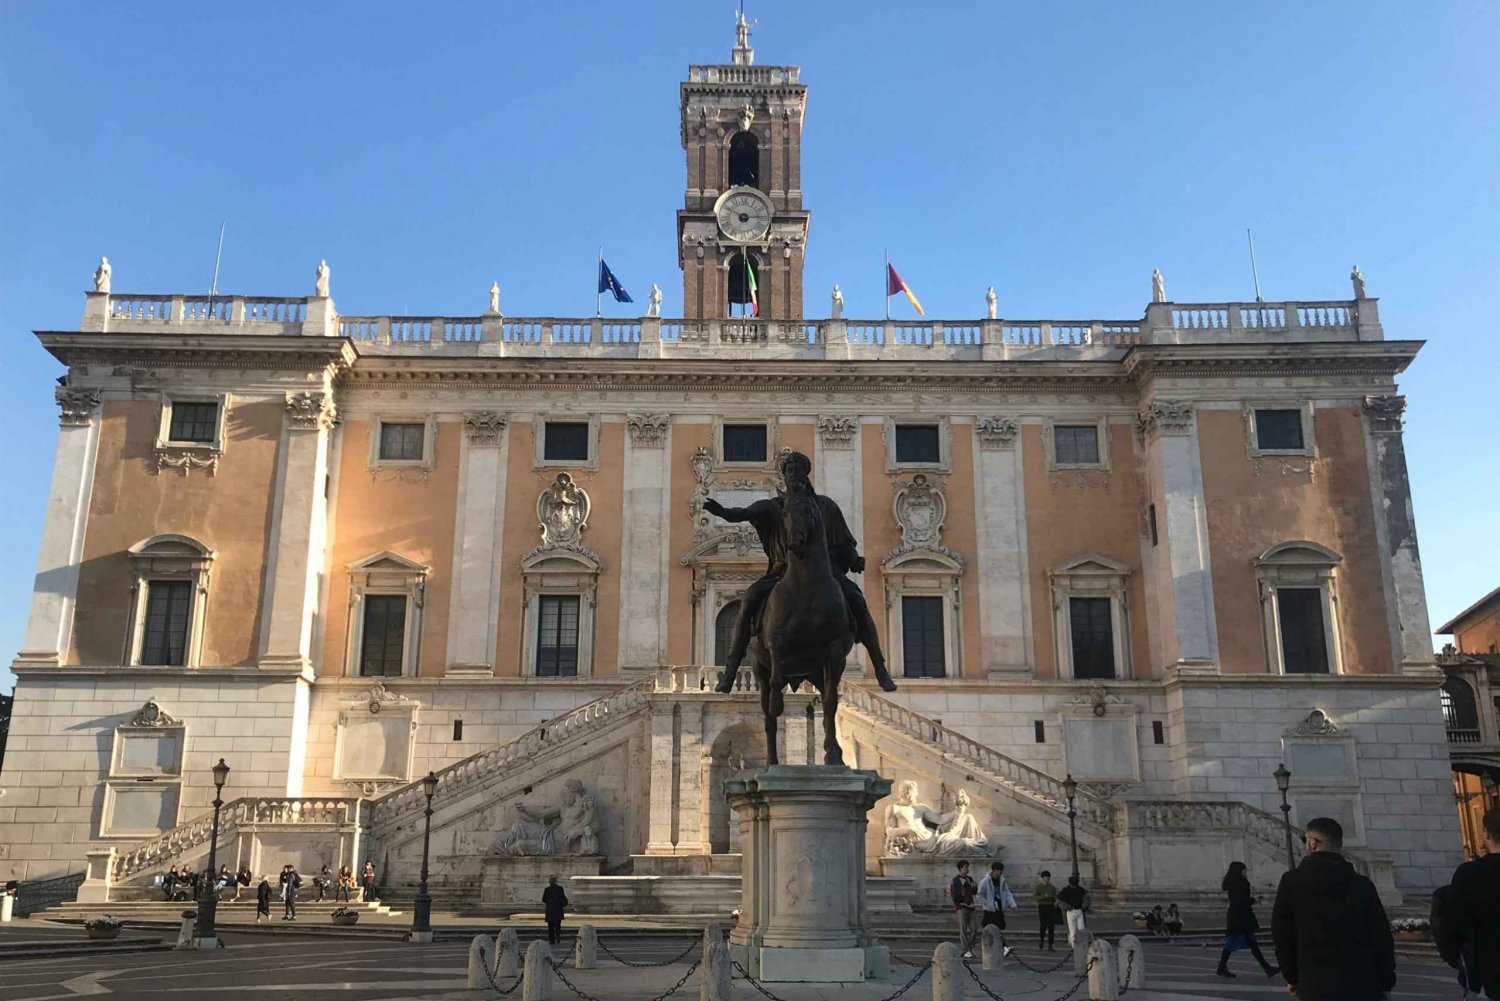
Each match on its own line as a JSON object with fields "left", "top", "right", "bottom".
{"left": 831, "top": 284, "right": 844, "bottom": 319}
{"left": 1351, "top": 265, "right": 1367, "bottom": 299}
{"left": 985, "top": 285, "right": 997, "bottom": 320}
{"left": 647, "top": 283, "right": 662, "bottom": 317}
{"left": 93, "top": 257, "right": 111, "bottom": 294}
{"left": 489, "top": 282, "right": 501, "bottom": 314}
{"left": 315, "top": 260, "right": 330, "bottom": 297}
{"left": 1151, "top": 268, "right": 1166, "bottom": 304}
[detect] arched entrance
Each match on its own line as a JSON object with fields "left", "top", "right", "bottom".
{"left": 706, "top": 723, "right": 767, "bottom": 853}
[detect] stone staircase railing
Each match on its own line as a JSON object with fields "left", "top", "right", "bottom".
{"left": 112, "top": 798, "right": 359, "bottom": 884}
{"left": 367, "top": 678, "right": 655, "bottom": 831}
{"left": 840, "top": 684, "right": 1116, "bottom": 832}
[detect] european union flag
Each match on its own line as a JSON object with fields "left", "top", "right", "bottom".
{"left": 597, "top": 259, "right": 633, "bottom": 303}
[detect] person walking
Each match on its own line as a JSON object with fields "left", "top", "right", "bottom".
{"left": 280, "top": 864, "right": 301, "bottom": 920}
{"left": 1032, "top": 870, "right": 1059, "bottom": 950}
{"left": 1271, "top": 817, "right": 1394, "bottom": 1001}
{"left": 975, "top": 861, "right": 1018, "bottom": 957}
{"left": 1436, "top": 805, "right": 1500, "bottom": 997}
{"left": 255, "top": 875, "right": 273, "bottom": 922}
{"left": 1056, "top": 875, "right": 1089, "bottom": 945}
{"left": 542, "top": 875, "right": 568, "bottom": 946}
{"left": 1215, "top": 861, "right": 1279, "bottom": 979}
{"left": 949, "top": 860, "right": 981, "bottom": 958}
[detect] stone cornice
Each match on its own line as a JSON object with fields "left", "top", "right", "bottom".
{"left": 10, "top": 663, "right": 314, "bottom": 681}
{"left": 1123, "top": 341, "right": 1422, "bottom": 380}
{"left": 35, "top": 332, "right": 357, "bottom": 374}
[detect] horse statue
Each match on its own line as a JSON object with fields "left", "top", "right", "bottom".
{"left": 749, "top": 480, "right": 855, "bottom": 765}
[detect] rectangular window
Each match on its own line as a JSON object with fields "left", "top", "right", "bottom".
{"left": 1152, "top": 720, "right": 1165, "bottom": 745}
{"left": 536, "top": 595, "right": 581, "bottom": 677}
{"left": 167, "top": 402, "right": 218, "bottom": 444}
{"left": 378, "top": 422, "right": 426, "bottom": 461}
{"left": 1276, "top": 587, "right": 1330, "bottom": 674}
{"left": 544, "top": 422, "right": 590, "bottom": 462}
{"left": 722, "top": 424, "right": 768, "bottom": 464}
{"left": 359, "top": 595, "right": 408, "bottom": 677}
{"left": 1147, "top": 504, "right": 1158, "bottom": 547}
{"left": 1054, "top": 425, "right": 1100, "bottom": 466}
{"left": 1068, "top": 596, "right": 1115, "bottom": 679}
{"left": 453, "top": 719, "right": 463, "bottom": 741}
{"left": 1034, "top": 720, "right": 1046, "bottom": 743}
{"left": 894, "top": 424, "right": 941, "bottom": 464}
{"left": 1254, "top": 409, "right": 1305, "bottom": 451}
{"left": 140, "top": 581, "right": 192, "bottom": 666}
{"left": 901, "top": 596, "right": 945, "bottom": 678}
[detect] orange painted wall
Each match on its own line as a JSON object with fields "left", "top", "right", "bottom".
{"left": 1020, "top": 423, "right": 1150, "bottom": 679}
{"left": 947, "top": 426, "right": 984, "bottom": 677}
{"left": 861, "top": 428, "right": 899, "bottom": 658}
{"left": 587, "top": 422, "right": 624, "bottom": 676}
{"left": 1453, "top": 603, "right": 1500, "bottom": 655}
{"left": 1198, "top": 407, "right": 1393, "bottom": 675}
{"left": 667, "top": 421, "right": 711, "bottom": 665}
{"left": 71, "top": 399, "right": 282, "bottom": 667}
{"left": 322, "top": 418, "right": 459, "bottom": 677}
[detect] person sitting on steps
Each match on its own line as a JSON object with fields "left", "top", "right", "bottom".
{"left": 703, "top": 450, "right": 896, "bottom": 694}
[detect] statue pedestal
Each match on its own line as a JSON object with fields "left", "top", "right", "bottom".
{"left": 726, "top": 765, "right": 891, "bottom": 983}
{"left": 480, "top": 856, "right": 603, "bottom": 907}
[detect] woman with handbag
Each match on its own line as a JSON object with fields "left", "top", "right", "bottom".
{"left": 1217, "top": 861, "right": 1280, "bottom": 979}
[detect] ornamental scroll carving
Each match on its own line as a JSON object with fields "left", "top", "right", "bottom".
{"left": 538, "top": 472, "right": 590, "bottom": 547}
{"left": 285, "top": 391, "right": 337, "bottom": 431}
{"left": 627, "top": 413, "right": 670, "bottom": 447}
{"left": 155, "top": 450, "right": 218, "bottom": 476}
{"left": 975, "top": 417, "right": 1019, "bottom": 450}
{"left": 1363, "top": 395, "right": 1406, "bottom": 434}
{"left": 126, "top": 698, "right": 179, "bottom": 728}
{"left": 463, "top": 411, "right": 507, "bottom": 447}
{"left": 56, "top": 387, "right": 101, "bottom": 427}
{"left": 816, "top": 416, "right": 858, "bottom": 449}
{"left": 885, "top": 474, "right": 964, "bottom": 567}
{"left": 1286, "top": 709, "right": 1341, "bottom": 736}
{"left": 1135, "top": 401, "right": 1194, "bottom": 440}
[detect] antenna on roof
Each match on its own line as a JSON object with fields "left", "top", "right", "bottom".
{"left": 1246, "top": 228, "right": 1264, "bottom": 303}
{"left": 209, "top": 223, "right": 226, "bottom": 298}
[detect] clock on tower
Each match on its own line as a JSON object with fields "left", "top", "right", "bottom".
{"left": 677, "top": 14, "right": 810, "bottom": 320}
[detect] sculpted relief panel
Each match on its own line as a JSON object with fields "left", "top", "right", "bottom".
{"left": 883, "top": 780, "right": 990, "bottom": 857}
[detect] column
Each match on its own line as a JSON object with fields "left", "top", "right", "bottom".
{"left": 1362, "top": 396, "right": 1433, "bottom": 673}
{"left": 1139, "top": 402, "right": 1219, "bottom": 669}
{"left": 644, "top": 700, "right": 677, "bottom": 855}
{"left": 15, "top": 388, "right": 102, "bottom": 668}
{"left": 815, "top": 416, "right": 864, "bottom": 673}
{"left": 618, "top": 415, "right": 672, "bottom": 670}
{"left": 675, "top": 703, "right": 711, "bottom": 854}
{"left": 448, "top": 413, "right": 509, "bottom": 672}
{"left": 259, "top": 391, "right": 336, "bottom": 670}
{"left": 972, "top": 417, "right": 1031, "bottom": 674}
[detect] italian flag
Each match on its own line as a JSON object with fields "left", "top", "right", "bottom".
{"left": 745, "top": 256, "right": 759, "bottom": 317}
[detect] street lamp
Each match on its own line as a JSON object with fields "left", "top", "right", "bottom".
{"left": 1062, "top": 773, "right": 1080, "bottom": 882}
{"left": 1274, "top": 762, "right": 1295, "bottom": 871}
{"left": 411, "top": 771, "right": 439, "bottom": 944}
{"left": 194, "top": 758, "right": 231, "bottom": 948}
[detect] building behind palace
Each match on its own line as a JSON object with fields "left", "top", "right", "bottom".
{"left": 1436, "top": 588, "right": 1500, "bottom": 858}
{"left": 0, "top": 21, "right": 1462, "bottom": 907}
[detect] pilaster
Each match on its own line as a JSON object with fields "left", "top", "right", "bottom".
{"left": 815, "top": 416, "right": 864, "bottom": 674}
{"left": 675, "top": 703, "right": 711, "bottom": 854}
{"left": 644, "top": 703, "right": 677, "bottom": 855}
{"left": 972, "top": 417, "right": 1031, "bottom": 675}
{"left": 619, "top": 415, "right": 672, "bottom": 669}
{"left": 15, "top": 387, "right": 102, "bottom": 668}
{"left": 448, "top": 413, "right": 509, "bottom": 674}
{"left": 1361, "top": 396, "right": 1433, "bottom": 673}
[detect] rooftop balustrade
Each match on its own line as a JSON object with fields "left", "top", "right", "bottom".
{"left": 75, "top": 290, "right": 1383, "bottom": 361}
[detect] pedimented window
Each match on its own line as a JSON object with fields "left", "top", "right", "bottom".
{"left": 1049, "top": 556, "right": 1132, "bottom": 680}
{"left": 344, "top": 552, "right": 429, "bottom": 678}
{"left": 1255, "top": 542, "right": 1343, "bottom": 676}
{"left": 125, "top": 535, "right": 214, "bottom": 667}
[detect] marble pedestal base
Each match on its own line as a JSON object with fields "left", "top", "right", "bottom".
{"left": 726, "top": 765, "right": 891, "bottom": 983}
{"left": 479, "top": 856, "right": 604, "bottom": 907}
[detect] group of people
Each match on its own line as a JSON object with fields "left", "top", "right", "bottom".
{"left": 159, "top": 863, "right": 252, "bottom": 901}
{"left": 1142, "top": 903, "right": 1183, "bottom": 939}
{"left": 949, "top": 861, "right": 1093, "bottom": 958}
{"left": 160, "top": 858, "right": 382, "bottom": 921}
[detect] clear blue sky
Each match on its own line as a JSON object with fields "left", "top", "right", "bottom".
{"left": 1, "top": 1, "right": 1496, "bottom": 693}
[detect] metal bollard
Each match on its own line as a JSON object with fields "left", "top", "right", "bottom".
{"left": 932, "top": 941, "right": 962, "bottom": 1001}
{"left": 1116, "top": 934, "right": 1145, "bottom": 990}
{"left": 469, "top": 935, "right": 496, "bottom": 988}
{"left": 981, "top": 924, "right": 1005, "bottom": 970}
{"left": 701, "top": 936, "right": 733, "bottom": 1001}
{"left": 522, "top": 940, "right": 553, "bottom": 1001}
{"left": 573, "top": 924, "right": 597, "bottom": 969}
{"left": 1087, "top": 938, "right": 1119, "bottom": 1001}
{"left": 1073, "top": 927, "right": 1093, "bottom": 978}
{"left": 496, "top": 927, "right": 521, "bottom": 977}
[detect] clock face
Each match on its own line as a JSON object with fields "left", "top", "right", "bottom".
{"left": 716, "top": 190, "right": 772, "bottom": 242}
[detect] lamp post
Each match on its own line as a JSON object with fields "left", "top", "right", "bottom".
{"left": 1274, "top": 762, "right": 1295, "bottom": 871}
{"left": 1062, "top": 773, "right": 1080, "bottom": 882}
{"left": 194, "top": 758, "right": 231, "bottom": 948}
{"left": 410, "top": 772, "right": 439, "bottom": 944}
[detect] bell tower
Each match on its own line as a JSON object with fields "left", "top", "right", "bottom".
{"left": 678, "top": 14, "right": 809, "bottom": 320}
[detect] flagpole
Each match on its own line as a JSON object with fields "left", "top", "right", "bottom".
{"left": 884, "top": 248, "right": 890, "bottom": 321}
{"left": 596, "top": 246, "right": 603, "bottom": 318}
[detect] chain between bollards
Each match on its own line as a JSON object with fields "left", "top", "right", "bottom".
{"left": 550, "top": 956, "right": 701, "bottom": 1001}
{"left": 595, "top": 936, "right": 701, "bottom": 968}
{"left": 480, "top": 953, "right": 523, "bottom": 996}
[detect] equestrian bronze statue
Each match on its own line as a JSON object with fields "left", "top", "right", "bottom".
{"left": 703, "top": 451, "right": 896, "bottom": 764}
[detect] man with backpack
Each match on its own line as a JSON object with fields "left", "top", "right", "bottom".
{"left": 1436, "top": 806, "right": 1500, "bottom": 997}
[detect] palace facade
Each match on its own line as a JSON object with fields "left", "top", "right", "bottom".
{"left": 0, "top": 24, "right": 1460, "bottom": 909}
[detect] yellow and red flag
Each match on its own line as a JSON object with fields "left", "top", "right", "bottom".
{"left": 886, "top": 263, "right": 924, "bottom": 316}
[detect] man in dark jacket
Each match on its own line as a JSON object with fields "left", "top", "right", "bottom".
{"left": 1271, "top": 817, "right": 1395, "bottom": 1001}
{"left": 1439, "top": 805, "right": 1500, "bottom": 997}
{"left": 542, "top": 875, "right": 568, "bottom": 945}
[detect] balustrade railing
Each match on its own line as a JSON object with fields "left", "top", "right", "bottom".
{"left": 1447, "top": 728, "right": 1481, "bottom": 744}
{"left": 655, "top": 664, "right": 759, "bottom": 693}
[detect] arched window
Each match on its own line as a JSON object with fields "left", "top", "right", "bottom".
{"left": 1442, "top": 677, "right": 1480, "bottom": 737}
{"left": 714, "top": 601, "right": 740, "bottom": 667}
{"left": 728, "top": 131, "right": 759, "bottom": 188}
{"left": 727, "top": 253, "right": 760, "bottom": 316}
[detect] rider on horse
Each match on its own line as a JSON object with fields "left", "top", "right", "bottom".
{"left": 703, "top": 450, "right": 897, "bottom": 694}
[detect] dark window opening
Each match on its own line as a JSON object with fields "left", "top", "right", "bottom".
{"left": 1034, "top": 720, "right": 1046, "bottom": 743}
{"left": 1152, "top": 720, "right": 1165, "bottom": 745}
{"left": 141, "top": 580, "right": 192, "bottom": 666}
{"left": 378, "top": 422, "right": 425, "bottom": 461}
{"left": 1255, "top": 409, "right": 1304, "bottom": 451}
{"left": 1054, "top": 425, "right": 1101, "bottom": 465}
{"left": 1147, "top": 504, "right": 1158, "bottom": 546}
{"left": 168, "top": 402, "right": 218, "bottom": 444}
{"left": 901, "top": 596, "right": 944, "bottom": 678}
{"left": 1441, "top": 678, "right": 1479, "bottom": 733}
{"left": 722, "top": 425, "right": 767, "bottom": 463}
{"left": 1069, "top": 596, "right": 1115, "bottom": 679}
{"left": 359, "top": 595, "right": 407, "bottom": 677}
{"left": 544, "top": 422, "right": 590, "bottom": 462}
{"left": 1276, "top": 587, "right": 1329, "bottom": 674}
{"left": 453, "top": 719, "right": 464, "bottom": 741}
{"left": 536, "top": 595, "right": 581, "bottom": 677}
{"left": 714, "top": 601, "right": 740, "bottom": 667}
{"left": 895, "top": 424, "right": 941, "bottom": 464}
{"left": 726, "top": 253, "right": 760, "bottom": 316}
{"left": 728, "top": 131, "right": 759, "bottom": 188}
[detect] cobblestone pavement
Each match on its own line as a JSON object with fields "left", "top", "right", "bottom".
{"left": 0, "top": 930, "right": 1461, "bottom": 1001}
